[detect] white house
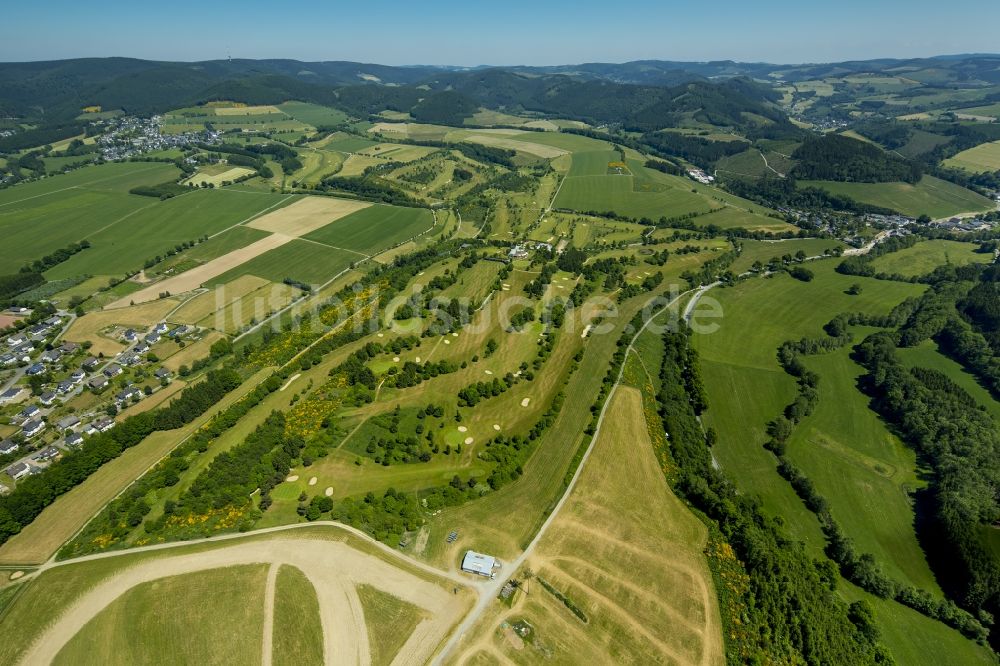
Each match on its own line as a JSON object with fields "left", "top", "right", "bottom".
{"left": 22, "top": 419, "right": 45, "bottom": 438}
{"left": 5, "top": 462, "right": 33, "bottom": 481}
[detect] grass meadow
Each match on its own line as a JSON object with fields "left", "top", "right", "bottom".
{"left": 303, "top": 204, "right": 435, "bottom": 255}
{"left": 53, "top": 565, "right": 267, "bottom": 666}
{"left": 869, "top": 239, "right": 989, "bottom": 277}
{"left": 692, "top": 263, "right": 925, "bottom": 556}
{"left": 799, "top": 176, "right": 994, "bottom": 218}
{"left": 944, "top": 140, "right": 1000, "bottom": 173}
{"left": 273, "top": 565, "right": 324, "bottom": 666}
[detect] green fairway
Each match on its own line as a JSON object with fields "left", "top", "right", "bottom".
{"left": 0, "top": 162, "right": 179, "bottom": 273}
{"left": 46, "top": 189, "right": 288, "bottom": 279}
{"left": 799, "top": 176, "right": 994, "bottom": 218}
{"left": 273, "top": 565, "right": 324, "bottom": 666}
{"left": 869, "top": 239, "right": 989, "bottom": 277}
{"left": 303, "top": 204, "right": 435, "bottom": 255}
{"left": 693, "top": 263, "right": 925, "bottom": 554}
{"left": 788, "top": 343, "right": 939, "bottom": 592}
{"left": 943, "top": 140, "right": 1000, "bottom": 173}
{"left": 209, "top": 239, "right": 358, "bottom": 286}
{"left": 555, "top": 173, "right": 713, "bottom": 219}
{"left": 53, "top": 564, "right": 267, "bottom": 666}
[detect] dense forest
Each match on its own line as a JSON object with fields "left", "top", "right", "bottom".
{"left": 792, "top": 134, "right": 922, "bottom": 183}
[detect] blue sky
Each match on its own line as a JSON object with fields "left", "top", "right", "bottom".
{"left": 3, "top": 0, "right": 998, "bottom": 64}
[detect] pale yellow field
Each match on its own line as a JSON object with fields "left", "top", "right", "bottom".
{"left": 213, "top": 105, "right": 281, "bottom": 115}
{"left": 448, "top": 387, "right": 724, "bottom": 665}
{"left": 162, "top": 331, "right": 226, "bottom": 372}
{"left": 199, "top": 282, "right": 298, "bottom": 334}
{"left": 461, "top": 133, "right": 568, "bottom": 158}
{"left": 170, "top": 275, "right": 271, "bottom": 325}
{"left": 357, "top": 144, "right": 437, "bottom": 162}
{"left": 182, "top": 167, "right": 255, "bottom": 187}
{"left": 246, "top": 195, "right": 370, "bottom": 236}
{"left": 107, "top": 234, "right": 294, "bottom": 308}
{"left": 65, "top": 299, "right": 183, "bottom": 355}
{"left": 115, "top": 379, "right": 188, "bottom": 420}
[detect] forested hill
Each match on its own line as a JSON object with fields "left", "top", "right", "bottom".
{"left": 792, "top": 134, "right": 924, "bottom": 183}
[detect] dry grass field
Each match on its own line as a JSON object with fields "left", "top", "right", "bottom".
{"left": 200, "top": 282, "right": 298, "bottom": 334}
{"left": 170, "top": 275, "right": 271, "bottom": 325}
{"left": 462, "top": 133, "right": 568, "bottom": 158}
{"left": 182, "top": 166, "right": 255, "bottom": 187}
{"left": 161, "top": 331, "right": 226, "bottom": 372}
{"left": 108, "top": 233, "right": 294, "bottom": 307}
{"left": 448, "top": 387, "right": 724, "bottom": 665}
{"left": 246, "top": 195, "right": 371, "bottom": 236}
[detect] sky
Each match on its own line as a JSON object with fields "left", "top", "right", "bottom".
{"left": 3, "top": 0, "right": 999, "bottom": 65}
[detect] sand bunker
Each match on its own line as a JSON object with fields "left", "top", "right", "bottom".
{"left": 325, "top": 487, "right": 334, "bottom": 497}
{"left": 286, "top": 475, "right": 299, "bottom": 482}
{"left": 308, "top": 477, "right": 317, "bottom": 486}
{"left": 463, "top": 437, "right": 474, "bottom": 445}
{"left": 520, "top": 398, "right": 531, "bottom": 407}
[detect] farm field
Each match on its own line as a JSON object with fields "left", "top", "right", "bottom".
{"left": 181, "top": 165, "right": 254, "bottom": 187}
{"left": 302, "top": 204, "right": 435, "bottom": 255}
{"left": 799, "top": 176, "right": 995, "bottom": 218}
{"left": 207, "top": 240, "right": 359, "bottom": 286}
{"left": 47, "top": 189, "right": 290, "bottom": 280}
{"left": 245, "top": 195, "right": 371, "bottom": 236}
{"left": 869, "top": 239, "right": 989, "bottom": 277}
{"left": 943, "top": 140, "right": 1000, "bottom": 173}
{"left": 0, "top": 162, "right": 180, "bottom": 274}
{"left": 447, "top": 388, "right": 724, "bottom": 665}
{"left": 63, "top": 297, "right": 181, "bottom": 355}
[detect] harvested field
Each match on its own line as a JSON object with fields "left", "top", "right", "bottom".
{"left": 107, "top": 233, "right": 294, "bottom": 308}
{"left": 214, "top": 105, "right": 281, "bottom": 115}
{"left": 462, "top": 134, "right": 568, "bottom": 158}
{"left": 448, "top": 387, "right": 724, "bottom": 665}
{"left": 170, "top": 275, "right": 271, "bottom": 325}
{"left": 246, "top": 195, "right": 371, "bottom": 237}
{"left": 162, "top": 331, "right": 226, "bottom": 372}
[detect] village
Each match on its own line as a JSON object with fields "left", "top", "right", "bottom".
{"left": 0, "top": 308, "right": 201, "bottom": 494}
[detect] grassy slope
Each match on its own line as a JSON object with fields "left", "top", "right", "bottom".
{"left": 943, "top": 140, "right": 1000, "bottom": 173}
{"left": 897, "top": 339, "right": 1000, "bottom": 422}
{"left": 45, "top": 189, "right": 287, "bottom": 279}
{"left": 52, "top": 564, "right": 267, "bottom": 666}
{"left": 731, "top": 238, "right": 846, "bottom": 274}
{"left": 207, "top": 240, "right": 358, "bottom": 286}
{"left": 693, "top": 263, "right": 925, "bottom": 554}
{"left": 869, "top": 239, "right": 989, "bottom": 277}
{"left": 799, "top": 176, "right": 994, "bottom": 218}
{"left": 273, "top": 565, "right": 324, "bottom": 666}
{"left": 788, "top": 341, "right": 939, "bottom": 592}
{"left": 692, "top": 264, "right": 996, "bottom": 664}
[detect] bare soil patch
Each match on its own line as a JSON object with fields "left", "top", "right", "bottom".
{"left": 246, "top": 196, "right": 370, "bottom": 237}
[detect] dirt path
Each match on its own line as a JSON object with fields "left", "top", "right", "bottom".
{"left": 262, "top": 563, "right": 278, "bottom": 666}
{"left": 21, "top": 536, "right": 466, "bottom": 665}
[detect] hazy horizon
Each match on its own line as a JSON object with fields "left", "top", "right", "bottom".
{"left": 4, "top": 0, "right": 999, "bottom": 66}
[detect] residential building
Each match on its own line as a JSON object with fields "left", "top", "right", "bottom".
{"left": 0, "top": 439, "right": 18, "bottom": 455}
{"left": 65, "top": 432, "right": 84, "bottom": 447}
{"left": 22, "top": 420, "right": 45, "bottom": 438}
{"left": 39, "top": 391, "right": 57, "bottom": 406}
{"left": 6, "top": 462, "right": 33, "bottom": 481}
{"left": 56, "top": 415, "right": 80, "bottom": 431}
{"left": 88, "top": 375, "right": 109, "bottom": 390}
{"left": 104, "top": 364, "right": 123, "bottom": 377}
